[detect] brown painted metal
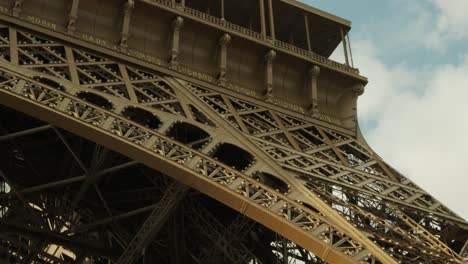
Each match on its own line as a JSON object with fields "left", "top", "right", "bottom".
{"left": 0, "top": 1, "right": 466, "bottom": 263}
{"left": 0, "top": 65, "right": 366, "bottom": 263}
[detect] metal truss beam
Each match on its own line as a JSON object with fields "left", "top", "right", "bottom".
{"left": 461, "top": 240, "right": 468, "bottom": 260}
{"left": 0, "top": 234, "right": 67, "bottom": 264}
{"left": 0, "top": 219, "right": 118, "bottom": 259}
{"left": 68, "top": 202, "right": 167, "bottom": 235}
{"left": 187, "top": 200, "right": 261, "bottom": 264}
{"left": 0, "top": 161, "right": 138, "bottom": 199}
{"left": 198, "top": 213, "right": 256, "bottom": 263}
{"left": 0, "top": 124, "right": 51, "bottom": 142}
{"left": 0, "top": 22, "right": 465, "bottom": 263}
{"left": 115, "top": 182, "right": 187, "bottom": 264}
{"left": 69, "top": 145, "right": 109, "bottom": 211}
{"left": 0, "top": 53, "right": 404, "bottom": 264}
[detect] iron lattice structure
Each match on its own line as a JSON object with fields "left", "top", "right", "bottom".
{"left": 0, "top": 0, "right": 467, "bottom": 263}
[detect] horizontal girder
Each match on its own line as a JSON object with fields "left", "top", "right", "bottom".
{"left": 0, "top": 21, "right": 465, "bottom": 264}
{"left": 0, "top": 61, "right": 372, "bottom": 263}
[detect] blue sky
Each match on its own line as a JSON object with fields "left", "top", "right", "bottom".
{"left": 309, "top": 0, "right": 468, "bottom": 65}
{"left": 300, "top": 0, "right": 468, "bottom": 220}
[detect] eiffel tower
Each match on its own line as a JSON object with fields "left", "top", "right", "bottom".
{"left": 0, "top": 0, "right": 466, "bottom": 263}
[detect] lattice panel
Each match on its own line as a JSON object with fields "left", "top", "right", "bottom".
{"left": 0, "top": 67, "right": 381, "bottom": 263}
{"left": 0, "top": 23, "right": 466, "bottom": 264}
{"left": 183, "top": 82, "right": 468, "bottom": 264}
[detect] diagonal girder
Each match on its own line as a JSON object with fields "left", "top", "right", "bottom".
{"left": 187, "top": 83, "right": 463, "bottom": 222}
{"left": 186, "top": 199, "right": 261, "bottom": 264}
{"left": 115, "top": 182, "right": 188, "bottom": 264}
{"left": 198, "top": 213, "right": 257, "bottom": 263}
{"left": 0, "top": 22, "right": 465, "bottom": 264}
{"left": 0, "top": 218, "right": 118, "bottom": 259}
{"left": 184, "top": 81, "right": 468, "bottom": 263}
{"left": 0, "top": 61, "right": 380, "bottom": 264}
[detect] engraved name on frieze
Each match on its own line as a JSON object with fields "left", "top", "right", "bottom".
{"left": 80, "top": 33, "right": 117, "bottom": 50}
{"left": 25, "top": 15, "right": 57, "bottom": 30}
{"left": 128, "top": 50, "right": 163, "bottom": 66}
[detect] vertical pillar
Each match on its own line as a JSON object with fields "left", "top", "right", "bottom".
{"left": 119, "top": 0, "right": 135, "bottom": 50}
{"left": 288, "top": 33, "right": 293, "bottom": 45}
{"left": 180, "top": 0, "right": 185, "bottom": 6}
{"left": 205, "top": 2, "right": 210, "bottom": 14}
{"left": 169, "top": 16, "right": 184, "bottom": 68}
{"left": 267, "top": 0, "right": 275, "bottom": 39}
{"left": 259, "top": 0, "right": 266, "bottom": 37}
{"left": 307, "top": 66, "right": 320, "bottom": 112}
{"left": 340, "top": 28, "right": 350, "bottom": 66}
{"left": 8, "top": 28, "right": 18, "bottom": 65}
{"left": 347, "top": 34, "right": 354, "bottom": 67}
{"left": 218, "top": 33, "right": 231, "bottom": 82}
{"left": 221, "top": 0, "right": 225, "bottom": 21}
{"left": 12, "top": 0, "right": 24, "bottom": 17}
{"left": 67, "top": 0, "right": 80, "bottom": 34}
{"left": 304, "top": 14, "right": 312, "bottom": 52}
{"left": 264, "top": 50, "right": 276, "bottom": 97}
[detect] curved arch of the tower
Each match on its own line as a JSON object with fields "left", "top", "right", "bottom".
{"left": 0, "top": 0, "right": 467, "bottom": 263}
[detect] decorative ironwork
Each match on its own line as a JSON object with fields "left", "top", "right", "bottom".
{"left": 0, "top": 10, "right": 465, "bottom": 264}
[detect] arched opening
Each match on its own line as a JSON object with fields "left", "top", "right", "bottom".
{"left": 34, "top": 77, "right": 65, "bottom": 91}
{"left": 77, "top": 92, "right": 113, "bottom": 110}
{"left": 121, "top": 106, "right": 161, "bottom": 129}
{"left": 212, "top": 143, "right": 254, "bottom": 171}
{"left": 166, "top": 122, "right": 210, "bottom": 150}
{"left": 252, "top": 172, "right": 289, "bottom": 194}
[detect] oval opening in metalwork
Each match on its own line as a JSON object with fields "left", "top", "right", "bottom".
{"left": 77, "top": 91, "right": 113, "bottom": 110}
{"left": 212, "top": 143, "right": 254, "bottom": 171}
{"left": 34, "top": 77, "right": 65, "bottom": 91}
{"left": 252, "top": 172, "right": 289, "bottom": 194}
{"left": 121, "top": 106, "right": 161, "bottom": 129}
{"left": 166, "top": 122, "right": 210, "bottom": 150}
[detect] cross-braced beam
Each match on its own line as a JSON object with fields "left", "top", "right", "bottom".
{"left": 0, "top": 124, "right": 51, "bottom": 142}
{"left": 115, "top": 182, "right": 188, "bottom": 264}
{"left": 198, "top": 213, "right": 256, "bottom": 263}
{"left": 0, "top": 20, "right": 466, "bottom": 263}
{"left": 0, "top": 218, "right": 118, "bottom": 259}
{"left": 186, "top": 200, "right": 262, "bottom": 264}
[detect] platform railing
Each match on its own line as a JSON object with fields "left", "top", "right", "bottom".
{"left": 147, "top": 0, "right": 360, "bottom": 75}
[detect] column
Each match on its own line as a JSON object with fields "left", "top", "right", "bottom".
{"left": 304, "top": 14, "right": 312, "bottom": 52}
{"left": 307, "top": 65, "right": 320, "bottom": 112}
{"left": 218, "top": 33, "right": 231, "bottom": 82}
{"left": 169, "top": 16, "right": 184, "bottom": 68}
{"left": 264, "top": 50, "right": 276, "bottom": 96}
{"left": 267, "top": 0, "right": 275, "bottom": 39}
{"left": 119, "top": 0, "right": 135, "bottom": 50}
{"left": 221, "top": 0, "right": 225, "bottom": 21}
{"left": 12, "top": 0, "right": 24, "bottom": 17}
{"left": 259, "top": 0, "right": 266, "bottom": 37}
{"left": 67, "top": 0, "right": 80, "bottom": 34}
{"left": 340, "top": 28, "right": 350, "bottom": 66}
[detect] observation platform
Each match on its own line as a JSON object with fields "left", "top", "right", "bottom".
{"left": 0, "top": 0, "right": 367, "bottom": 132}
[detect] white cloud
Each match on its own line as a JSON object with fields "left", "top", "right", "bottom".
{"left": 310, "top": 0, "right": 468, "bottom": 220}
{"left": 347, "top": 0, "right": 468, "bottom": 51}
{"left": 427, "top": 0, "right": 468, "bottom": 48}
{"left": 355, "top": 39, "right": 468, "bottom": 220}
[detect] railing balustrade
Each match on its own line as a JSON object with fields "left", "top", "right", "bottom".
{"left": 147, "top": 0, "right": 359, "bottom": 75}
